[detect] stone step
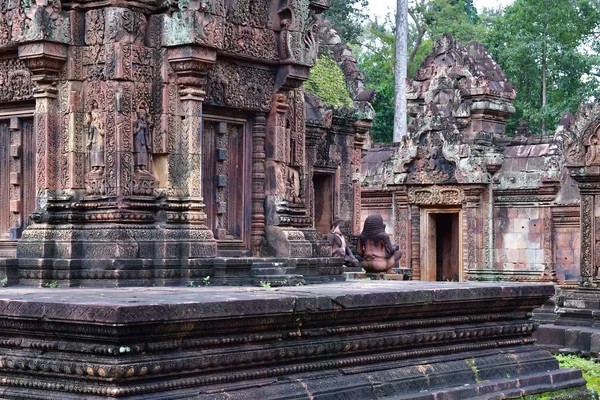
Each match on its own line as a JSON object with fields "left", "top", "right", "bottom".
{"left": 251, "top": 261, "right": 290, "bottom": 269}
{"left": 252, "top": 275, "right": 305, "bottom": 287}
{"left": 251, "top": 267, "right": 297, "bottom": 276}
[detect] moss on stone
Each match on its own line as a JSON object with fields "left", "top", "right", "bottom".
{"left": 524, "top": 387, "right": 597, "bottom": 399}
{"left": 556, "top": 354, "right": 600, "bottom": 395}
{"left": 305, "top": 54, "right": 353, "bottom": 108}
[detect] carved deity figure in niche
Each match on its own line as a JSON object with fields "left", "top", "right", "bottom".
{"left": 356, "top": 214, "right": 402, "bottom": 274}
{"left": 86, "top": 110, "right": 105, "bottom": 173}
{"left": 134, "top": 110, "right": 152, "bottom": 172}
{"left": 328, "top": 218, "right": 359, "bottom": 268}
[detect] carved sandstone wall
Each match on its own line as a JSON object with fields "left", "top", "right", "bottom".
{"left": 361, "top": 34, "right": 579, "bottom": 283}
{"left": 0, "top": 0, "right": 362, "bottom": 285}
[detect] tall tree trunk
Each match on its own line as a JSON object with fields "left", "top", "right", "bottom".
{"left": 394, "top": 0, "right": 408, "bottom": 141}
{"left": 541, "top": 0, "right": 548, "bottom": 133}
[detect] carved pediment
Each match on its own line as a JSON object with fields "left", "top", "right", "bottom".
{"left": 405, "top": 132, "right": 457, "bottom": 185}
{"left": 559, "top": 101, "right": 600, "bottom": 169}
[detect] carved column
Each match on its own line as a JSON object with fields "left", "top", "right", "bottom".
{"left": 18, "top": 42, "right": 68, "bottom": 222}
{"left": 304, "top": 123, "right": 323, "bottom": 228}
{"left": 166, "top": 45, "right": 217, "bottom": 258}
{"left": 251, "top": 113, "right": 267, "bottom": 256}
{"left": 410, "top": 204, "right": 420, "bottom": 278}
{"left": 578, "top": 187, "right": 597, "bottom": 286}
{"left": 352, "top": 120, "right": 370, "bottom": 235}
{"left": 394, "top": 187, "right": 410, "bottom": 269}
{"left": 464, "top": 185, "right": 485, "bottom": 279}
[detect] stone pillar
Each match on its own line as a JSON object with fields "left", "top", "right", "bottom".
{"left": 352, "top": 120, "right": 370, "bottom": 235}
{"left": 304, "top": 123, "right": 323, "bottom": 228}
{"left": 580, "top": 190, "right": 595, "bottom": 286}
{"left": 166, "top": 45, "right": 217, "bottom": 258}
{"left": 464, "top": 185, "right": 485, "bottom": 279}
{"left": 394, "top": 187, "right": 410, "bottom": 269}
{"left": 251, "top": 113, "right": 267, "bottom": 257}
{"left": 410, "top": 204, "right": 420, "bottom": 278}
{"left": 18, "top": 43, "right": 68, "bottom": 218}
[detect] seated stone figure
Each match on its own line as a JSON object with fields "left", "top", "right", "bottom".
{"left": 356, "top": 214, "right": 402, "bottom": 274}
{"left": 328, "top": 218, "right": 359, "bottom": 268}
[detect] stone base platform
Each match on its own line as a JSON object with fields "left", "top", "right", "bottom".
{"left": 0, "top": 257, "right": 346, "bottom": 287}
{"left": 344, "top": 267, "right": 414, "bottom": 281}
{"left": 0, "top": 281, "right": 593, "bottom": 399}
{"left": 534, "top": 287, "right": 600, "bottom": 356}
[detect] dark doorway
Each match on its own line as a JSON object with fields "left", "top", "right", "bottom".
{"left": 313, "top": 173, "right": 334, "bottom": 235}
{"left": 434, "top": 213, "right": 460, "bottom": 281}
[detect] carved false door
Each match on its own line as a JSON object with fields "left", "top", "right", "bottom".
{"left": 203, "top": 118, "right": 251, "bottom": 255}
{"left": 0, "top": 118, "right": 35, "bottom": 255}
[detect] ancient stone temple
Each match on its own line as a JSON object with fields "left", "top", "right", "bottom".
{"left": 0, "top": 2, "right": 593, "bottom": 398}
{"left": 534, "top": 101, "right": 600, "bottom": 355}
{"left": 0, "top": 0, "right": 373, "bottom": 286}
{"left": 361, "top": 34, "right": 580, "bottom": 284}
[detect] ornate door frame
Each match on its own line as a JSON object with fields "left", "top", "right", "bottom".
{"left": 407, "top": 185, "right": 467, "bottom": 281}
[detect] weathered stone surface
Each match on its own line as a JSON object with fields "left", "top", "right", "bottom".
{"left": 360, "top": 34, "right": 578, "bottom": 284}
{"left": 0, "top": 281, "right": 592, "bottom": 399}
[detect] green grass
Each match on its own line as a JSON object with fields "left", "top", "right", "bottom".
{"left": 556, "top": 354, "right": 600, "bottom": 393}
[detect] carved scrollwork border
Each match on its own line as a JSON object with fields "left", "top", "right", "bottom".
{"left": 407, "top": 185, "right": 465, "bottom": 206}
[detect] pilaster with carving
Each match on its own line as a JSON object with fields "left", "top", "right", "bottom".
{"left": 18, "top": 42, "right": 68, "bottom": 221}
{"left": 464, "top": 185, "right": 485, "bottom": 277}
{"left": 562, "top": 101, "right": 600, "bottom": 286}
{"left": 251, "top": 113, "right": 268, "bottom": 256}
{"left": 166, "top": 45, "right": 217, "bottom": 257}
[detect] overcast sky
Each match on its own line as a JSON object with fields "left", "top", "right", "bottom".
{"left": 368, "top": 0, "right": 514, "bottom": 20}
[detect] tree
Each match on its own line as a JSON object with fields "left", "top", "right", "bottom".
{"left": 356, "top": 0, "right": 489, "bottom": 142}
{"left": 394, "top": 0, "right": 408, "bottom": 141}
{"left": 322, "top": 0, "right": 370, "bottom": 45}
{"left": 484, "top": 0, "right": 600, "bottom": 134}
{"left": 354, "top": 22, "right": 396, "bottom": 142}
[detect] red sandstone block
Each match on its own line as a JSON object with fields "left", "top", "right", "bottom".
{"left": 513, "top": 218, "right": 529, "bottom": 233}
{"left": 528, "top": 232, "right": 542, "bottom": 248}
{"left": 556, "top": 249, "right": 575, "bottom": 264}
{"left": 9, "top": 200, "right": 20, "bottom": 213}
{"left": 555, "top": 232, "right": 575, "bottom": 249}
{"left": 529, "top": 219, "right": 542, "bottom": 233}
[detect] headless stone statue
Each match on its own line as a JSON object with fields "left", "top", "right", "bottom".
{"left": 356, "top": 214, "right": 402, "bottom": 274}
{"left": 328, "top": 218, "right": 359, "bottom": 268}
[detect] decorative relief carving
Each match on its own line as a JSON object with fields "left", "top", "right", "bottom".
{"left": 406, "top": 132, "right": 456, "bottom": 184}
{"left": 407, "top": 185, "right": 464, "bottom": 205}
{"left": 205, "top": 61, "right": 274, "bottom": 111}
{"left": 581, "top": 195, "right": 593, "bottom": 284}
{"left": 0, "top": 59, "right": 32, "bottom": 102}
{"left": 84, "top": 9, "right": 105, "bottom": 46}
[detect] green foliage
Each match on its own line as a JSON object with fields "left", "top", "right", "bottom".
{"left": 43, "top": 281, "right": 59, "bottom": 288}
{"left": 415, "top": 0, "right": 489, "bottom": 44}
{"left": 0, "top": 277, "right": 7, "bottom": 288}
{"left": 355, "top": 0, "right": 490, "bottom": 142}
{"left": 189, "top": 276, "right": 211, "bottom": 287}
{"left": 322, "top": 0, "right": 369, "bottom": 45}
{"left": 556, "top": 354, "right": 600, "bottom": 393}
{"left": 305, "top": 54, "right": 354, "bottom": 107}
{"left": 354, "top": 22, "right": 395, "bottom": 141}
{"left": 483, "top": 0, "right": 600, "bottom": 134}
{"left": 259, "top": 281, "right": 272, "bottom": 289}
